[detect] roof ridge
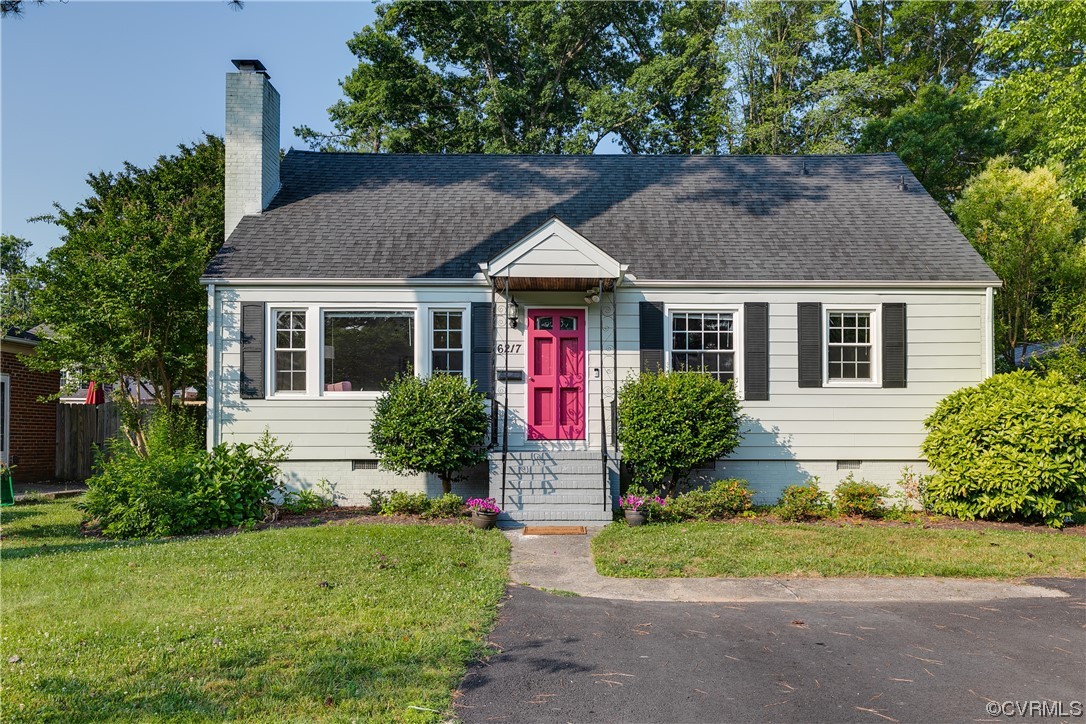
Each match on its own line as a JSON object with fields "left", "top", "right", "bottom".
{"left": 284, "top": 149, "right": 901, "bottom": 160}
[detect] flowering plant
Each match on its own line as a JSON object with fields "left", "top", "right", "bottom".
{"left": 466, "top": 497, "right": 501, "bottom": 514}
{"left": 619, "top": 487, "right": 666, "bottom": 512}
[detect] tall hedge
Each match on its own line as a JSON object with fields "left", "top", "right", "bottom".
{"left": 921, "top": 371, "right": 1086, "bottom": 527}
{"left": 617, "top": 370, "right": 743, "bottom": 496}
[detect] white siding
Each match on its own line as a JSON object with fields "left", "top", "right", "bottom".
{"left": 210, "top": 283, "right": 988, "bottom": 499}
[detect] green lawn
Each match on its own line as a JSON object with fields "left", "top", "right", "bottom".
{"left": 593, "top": 520, "right": 1086, "bottom": 579}
{"left": 1, "top": 499, "right": 509, "bottom": 722}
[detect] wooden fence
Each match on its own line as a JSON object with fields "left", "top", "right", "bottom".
{"left": 56, "top": 403, "right": 122, "bottom": 481}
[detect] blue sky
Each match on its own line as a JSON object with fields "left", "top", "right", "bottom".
{"left": 2, "top": 0, "right": 379, "bottom": 259}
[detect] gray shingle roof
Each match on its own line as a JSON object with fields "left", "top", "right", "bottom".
{"left": 206, "top": 151, "right": 999, "bottom": 283}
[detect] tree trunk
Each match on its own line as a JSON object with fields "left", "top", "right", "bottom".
{"left": 440, "top": 473, "right": 452, "bottom": 495}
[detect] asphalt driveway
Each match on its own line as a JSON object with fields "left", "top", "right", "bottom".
{"left": 457, "top": 579, "right": 1086, "bottom": 723}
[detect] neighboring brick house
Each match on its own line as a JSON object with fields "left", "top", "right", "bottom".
{"left": 1, "top": 329, "right": 59, "bottom": 482}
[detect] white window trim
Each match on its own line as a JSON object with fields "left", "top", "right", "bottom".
{"left": 266, "top": 307, "right": 311, "bottom": 398}
{"left": 823, "top": 304, "right": 881, "bottom": 387}
{"left": 663, "top": 304, "right": 745, "bottom": 400}
{"left": 424, "top": 304, "right": 471, "bottom": 379}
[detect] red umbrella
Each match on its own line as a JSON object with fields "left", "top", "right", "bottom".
{"left": 84, "top": 381, "right": 104, "bottom": 405}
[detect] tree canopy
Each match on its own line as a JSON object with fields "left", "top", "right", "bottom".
{"left": 25, "top": 135, "right": 225, "bottom": 451}
{"left": 953, "top": 158, "right": 1083, "bottom": 365}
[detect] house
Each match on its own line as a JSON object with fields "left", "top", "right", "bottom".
{"left": 0, "top": 328, "right": 60, "bottom": 482}
{"left": 202, "top": 60, "right": 1000, "bottom": 522}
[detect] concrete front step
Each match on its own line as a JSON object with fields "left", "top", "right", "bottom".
{"left": 489, "top": 450, "right": 621, "bottom": 523}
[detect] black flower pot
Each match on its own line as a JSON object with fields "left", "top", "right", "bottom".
{"left": 471, "top": 510, "right": 499, "bottom": 529}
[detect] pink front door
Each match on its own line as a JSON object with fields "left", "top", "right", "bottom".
{"left": 527, "top": 309, "right": 586, "bottom": 440}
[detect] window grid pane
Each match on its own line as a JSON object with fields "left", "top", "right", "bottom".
{"left": 274, "top": 311, "right": 307, "bottom": 392}
{"left": 671, "top": 312, "right": 735, "bottom": 384}
{"left": 827, "top": 312, "right": 873, "bottom": 381}
{"left": 430, "top": 311, "right": 464, "bottom": 376}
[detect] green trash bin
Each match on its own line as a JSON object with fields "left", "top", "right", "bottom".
{"left": 0, "top": 466, "right": 15, "bottom": 507}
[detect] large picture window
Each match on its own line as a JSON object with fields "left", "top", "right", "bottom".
{"left": 827, "top": 311, "right": 873, "bottom": 381}
{"left": 431, "top": 310, "right": 464, "bottom": 376}
{"left": 671, "top": 311, "right": 735, "bottom": 383}
{"left": 273, "top": 310, "right": 307, "bottom": 393}
{"left": 324, "top": 311, "right": 414, "bottom": 392}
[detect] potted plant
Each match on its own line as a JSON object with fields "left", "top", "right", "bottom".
{"left": 467, "top": 497, "right": 501, "bottom": 529}
{"left": 620, "top": 485, "right": 667, "bottom": 526}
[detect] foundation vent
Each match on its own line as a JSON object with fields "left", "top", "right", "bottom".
{"left": 352, "top": 460, "right": 379, "bottom": 471}
{"left": 836, "top": 460, "right": 862, "bottom": 471}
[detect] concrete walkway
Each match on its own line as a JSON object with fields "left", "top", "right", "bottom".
{"left": 506, "top": 526, "right": 1068, "bottom": 602}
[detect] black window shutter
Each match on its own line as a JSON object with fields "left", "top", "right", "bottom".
{"left": 882, "top": 302, "right": 907, "bottom": 388}
{"left": 470, "top": 302, "right": 494, "bottom": 396}
{"left": 744, "top": 302, "right": 769, "bottom": 400}
{"left": 240, "top": 303, "right": 266, "bottom": 399}
{"left": 797, "top": 302, "right": 823, "bottom": 388}
{"left": 639, "top": 301, "right": 665, "bottom": 373}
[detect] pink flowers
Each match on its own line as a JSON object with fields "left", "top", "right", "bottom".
{"left": 620, "top": 494, "right": 666, "bottom": 512}
{"left": 466, "top": 497, "right": 501, "bottom": 514}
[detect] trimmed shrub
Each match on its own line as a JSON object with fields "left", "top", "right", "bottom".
{"left": 617, "top": 370, "right": 743, "bottom": 496}
{"left": 370, "top": 373, "right": 489, "bottom": 494}
{"left": 380, "top": 491, "right": 431, "bottom": 516}
{"left": 775, "top": 480, "right": 831, "bottom": 522}
{"left": 425, "top": 493, "right": 466, "bottom": 519}
{"left": 668, "top": 479, "right": 753, "bottom": 521}
{"left": 833, "top": 474, "right": 888, "bottom": 518}
{"left": 921, "top": 370, "right": 1086, "bottom": 527}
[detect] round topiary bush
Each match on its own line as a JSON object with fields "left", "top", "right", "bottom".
{"left": 921, "top": 370, "right": 1086, "bottom": 527}
{"left": 370, "top": 373, "right": 489, "bottom": 494}
{"left": 617, "top": 370, "right": 743, "bottom": 496}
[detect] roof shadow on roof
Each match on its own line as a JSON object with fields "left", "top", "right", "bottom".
{"left": 218, "top": 152, "right": 838, "bottom": 280}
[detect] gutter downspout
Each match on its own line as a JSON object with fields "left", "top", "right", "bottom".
{"left": 206, "top": 283, "right": 217, "bottom": 449}
{"left": 985, "top": 286, "right": 995, "bottom": 378}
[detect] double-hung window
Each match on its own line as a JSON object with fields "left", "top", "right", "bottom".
{"left": 826, "top": 309, "right": 877, "bottom": 383}
{"left": 431, "top": 310, "right": 465, "bottom": 376}
{"left": 273, "top": 310, "right": 307, "bottom": 393}
{"left": 323, "top": 311, "right": 414, "bottom": 392}
{"left": 671, "top": 311, "right": 736, "bottom": 384}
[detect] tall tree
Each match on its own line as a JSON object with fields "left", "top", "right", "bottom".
{"left": 297, "top": 1, "right": 653, "bottom": 153}
{"left": 0, "top": 234, "right": 35, "bottom": 330}
{"left": 953, "top": 158, "right": 1082, "bottom": 365}
{"left": 27, "top": 135, "right": 224, "bottom": 453}
{"left": 980, "top": 0, "right": 1086, "bottom": 203}
{"left": 728, "top": 0, "right": 838, "bottom": 154}
{"left": 857, "top": 83, "right": 1003, "bottom": 210}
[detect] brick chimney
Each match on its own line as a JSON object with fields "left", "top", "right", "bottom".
{"left": 225, "top": 59, "right": 280, "bottom": 239}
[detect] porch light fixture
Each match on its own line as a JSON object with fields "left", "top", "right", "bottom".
{"left": 507, "top": 296, "right": 520, "bottom": 328}
{"left": 584, "top": 288, "right": 601, "bottom": 305}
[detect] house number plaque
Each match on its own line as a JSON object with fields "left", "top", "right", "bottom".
{"left": 496, "top": 370, "right": 525, "bottom": 382}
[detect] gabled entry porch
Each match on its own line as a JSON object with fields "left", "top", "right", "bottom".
{"left": 478, "top": 218, "right": 625, "bottom": 522}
